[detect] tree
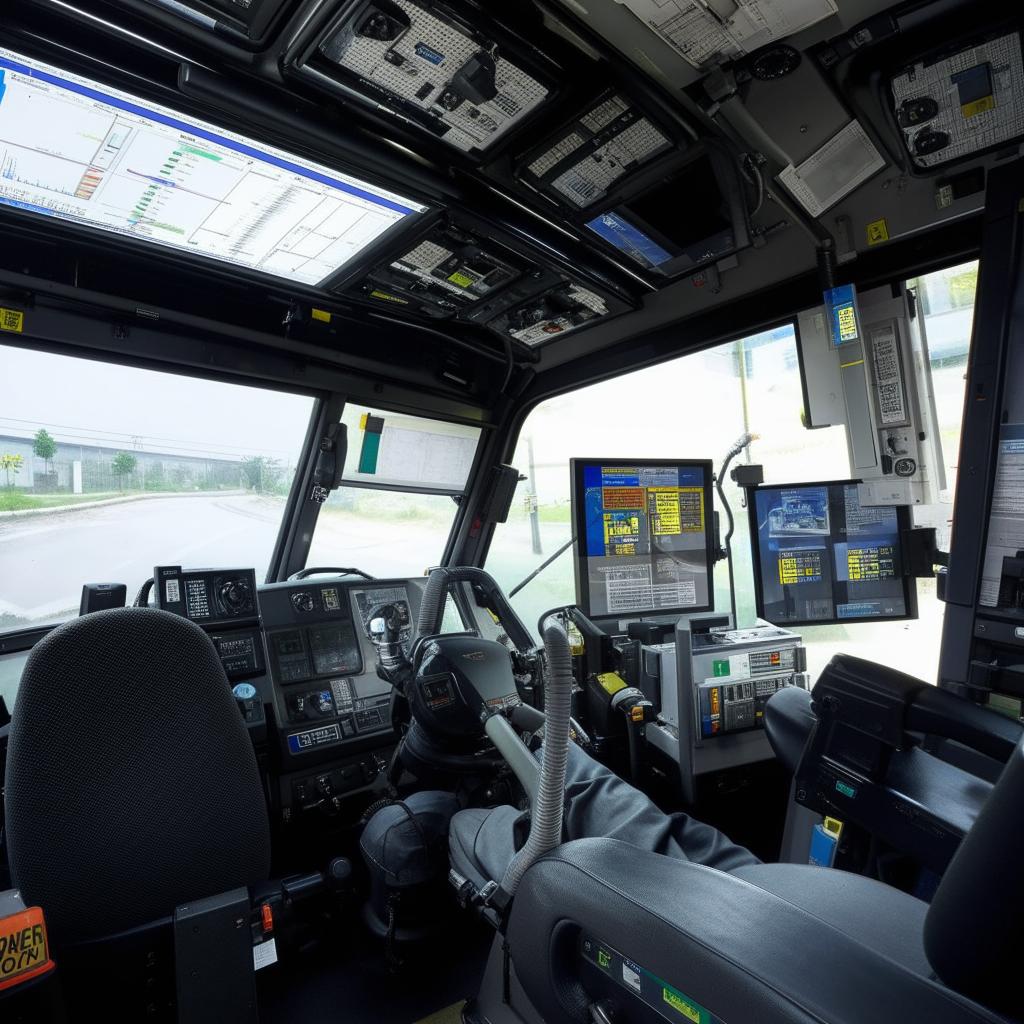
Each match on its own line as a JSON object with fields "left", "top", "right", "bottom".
{"left": 1, "top": 453, "right": 24, "bottom": 487}
{"left": 241, "top": 455, "right": 281, "bottom": 494}
{"left": 33, "top": 428, "right": 57, "bottom": 477}
{"left": 111, "top": 451, "right": 137, "bottom": 492}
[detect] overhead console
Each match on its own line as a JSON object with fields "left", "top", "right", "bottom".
{"left": 289, "top": 0, "right": 554, "bottom": 158}
{"left": 344, "top": 213, "right": 632, "bottom": 346}
{"left": 518, "top": 92, "right": 750, "bottom": 280}
{"left": 344, "top": 217, "right": 531, "bottom": 319}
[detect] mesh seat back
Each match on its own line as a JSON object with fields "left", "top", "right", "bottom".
{"left": 4, "top": 607, "right": 271, "bottom": 945}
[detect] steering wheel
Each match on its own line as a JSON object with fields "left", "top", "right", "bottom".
{"left": 377, "top": 567, "right": 580, "bottom": 797}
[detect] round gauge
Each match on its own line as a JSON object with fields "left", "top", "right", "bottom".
{"left": 292, "top": 591, "right": 315, "bottom": 613}
{"left": 747, "top": 44, "right": 801, "bottom": 81}
{"left": 895, "top": 458, "right": 918, "bottom": 478}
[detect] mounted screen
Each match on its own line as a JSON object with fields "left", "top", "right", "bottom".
{"left": 584, "top": 149, "right": 747, "bottom": 277}
{"left": 571, "top": 458, "right": 715, "bottom": 621}
{"left": 0, "top": 48, "right": 426, "bottom": 287}
{"left": 749, "top": 480, "right": 917, "bottom": 626}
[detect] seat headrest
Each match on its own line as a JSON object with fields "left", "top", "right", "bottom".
{"left": 924, "top": 734, "right": 1024, "bottom": 1017}
{"left": 4, "top": 607, "right": 271, "bottom": 945}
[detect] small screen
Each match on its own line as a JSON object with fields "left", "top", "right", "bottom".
{"left": 751, "top": 482, "right": 915, "bottom": 625}
{"left": 571, "top": 459, "right": 714, "bottom": 620}
{"left": 272, "top": 630, "right": 311, "bottom": 683}
{"left": 585, "top": 154, "right": 735, "bottom": 273}
{"left": 0, "top": 49, "right": 425, "bottom": 286}
{"left": 308, "top": 622, "right": 361, "bottom": 677}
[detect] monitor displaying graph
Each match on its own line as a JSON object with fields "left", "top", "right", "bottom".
{"left": 749, "top": 480, "right": 917, "bottom": 626}
{"left": 0, "top": 48, "right": 426, "bottom": 286}
{"left": 571, "top": 458, "right": 715, "bottom": 620}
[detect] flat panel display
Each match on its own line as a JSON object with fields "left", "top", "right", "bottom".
{"left": 0, "top": 49, "right": 426, "bottom": 286}
{"left": 584, "top": 152, "right": 740, "bottom": 276}
{"left": 749, "top": 480, "right": 917, "bottom": 626}
{"left": 571, "top": 458, "right": 715, "bottom": 620}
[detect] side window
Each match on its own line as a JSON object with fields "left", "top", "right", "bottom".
{"left": 306, "top": 404, "right": 481, "bottom": 579}
{"left": 486, "top": 265, "right": 976, "bottom": 685}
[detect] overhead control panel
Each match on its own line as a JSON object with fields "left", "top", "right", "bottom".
{"left": 346, "top": 213, "right": 632, "bottom": 345}
{"left": 344, "top": 219, "right": 530, "bottom": 318}
{"left": 516, "top": 86, "right": 750, "bottom": 282}
{"left": 296, "top": 0, "right": 552, "bottom": 157}
{"left": 476, "top": 277, "right": 629, "bottom": 348}
{"left": 890, "top": 30, "right": 1024, "bottom": 171}
{"left": 518, "top": 92, "right": 674, "bottom": 212}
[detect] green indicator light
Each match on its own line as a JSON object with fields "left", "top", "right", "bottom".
{"left": 662, "top": 986, "right": 703, "bottom": 1023}
{"left": 598, "top": 950, "right": 611, "bottom": 969}
{"left": 835, "top": 780, "right": 857, "bottom": 799}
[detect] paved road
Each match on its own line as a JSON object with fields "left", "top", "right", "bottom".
{"left": 0, "top": 494, "right": 283, "bottom": 624}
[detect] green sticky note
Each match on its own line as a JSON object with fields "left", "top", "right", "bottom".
{"left": 358, "top": 431, "right": 381, "bottom": 475}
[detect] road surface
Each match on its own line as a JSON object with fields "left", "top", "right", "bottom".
{"left": 0, "top": 494, "right": 284, "bottom": 625}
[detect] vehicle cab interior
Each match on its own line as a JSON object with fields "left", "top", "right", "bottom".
{"left": 0, "top": 0, "right": 1022, "bottom": 1021}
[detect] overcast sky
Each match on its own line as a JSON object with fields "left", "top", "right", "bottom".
{"left": 0, "top": 344, "right": 314, "bottom": 461}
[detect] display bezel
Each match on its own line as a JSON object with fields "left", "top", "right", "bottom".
{"left": 746, "top": 478, "right": 919, "bottom": 627}
{"left": 0, "top": 46, "right": 430, "bottom": 296}
{"left": 570, "top": 456, "right": 716, "bottom": 623}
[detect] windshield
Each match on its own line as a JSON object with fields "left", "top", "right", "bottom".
{"left": 305, "top": 403, "right": 480, "bottom": 578}
{"left": 0, "top": 344, "right": 315, "bottom": 631}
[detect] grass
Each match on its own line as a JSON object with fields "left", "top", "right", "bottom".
{"left": 0, "top": 490, "right": 121, "bottom": 512}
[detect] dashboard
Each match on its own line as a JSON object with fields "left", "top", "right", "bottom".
{"left": 0, "top": 567, "right": 465, "bottom": 832}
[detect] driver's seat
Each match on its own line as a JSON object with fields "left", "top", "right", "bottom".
{"left": 449, "top": 740, "right": 759, "bottom": 892}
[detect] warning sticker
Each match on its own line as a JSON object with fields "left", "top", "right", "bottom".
{"left": 0, "top": 906, "right": 52, "bottom": 991}
{"left": 866, "top": 218, "right": 889, "bottom": 245}
{"left": 0, "top": 307, "right": 24, "bottom": 333}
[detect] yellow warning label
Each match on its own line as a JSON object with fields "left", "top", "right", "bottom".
{"left": 962, "top": 95, "right": 995, "bottom": 118}
{"left": 866, "top": 218, "right": 889, "bottom": 245}
{"left": 447, "top": 271, "right": 473, "bottom": 288}
{"left": 369, "top": 289, "right": 409, "bottom": 304}
{"left": 0, "top": 906, "right": 52, "bottom": 991}
{"left": 836, "top": 304, "right": 858, "bottom": 341}
{"left": 311, "top": 308, "right": 332, "bottom": 323}
{"left": 0, "top": 307, "right": 24, "bottom": 333}
{"left": 359, "top": 413, "right": 369, "bottom": 430}
{"left": 597, "top": 672, "right": 627, "bottom": 697}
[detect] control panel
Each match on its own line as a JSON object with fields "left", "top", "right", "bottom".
{"left": 643, "top": 618, "right": 809, "bottom": 802}
{"left": 154, "top": 566, "right": 258, "bottom": 626}
{"left": 259, "top": 578, "right": 428, "bottom": 768}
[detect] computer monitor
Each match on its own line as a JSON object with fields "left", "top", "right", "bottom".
{"left": 570, "top": 458, "right": 715, "bottom": 621}
{"left": 749, "top": 480, "right": 918, "bottom": 626}
{"left": 582, "top": 147, "right": 748, "bottom": 277}
{"left": 0, "top": 48, "right": 426, "bottom": 288}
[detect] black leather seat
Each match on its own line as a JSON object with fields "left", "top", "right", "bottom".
{"left": 4, "top": 607, "right": 271, "bottom": 947}
{"left": 449, "top": 742, "right": 758, "bottom": 890}
{"left": 504, "top": 733, "right": 1024, "bottom": 1023}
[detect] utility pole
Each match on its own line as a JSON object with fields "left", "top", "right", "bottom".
{"left": 527, "top": 435, "right": 542, "bottom": 555}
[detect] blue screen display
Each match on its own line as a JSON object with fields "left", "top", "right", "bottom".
{"left": 752, "top": 482, "right": 910, "bottom": 624}
{"left": 585, "top": 211, "right": 674, "bottom": 270}
{"left": 574, "top": 460, "right": 711, "bottom": 619}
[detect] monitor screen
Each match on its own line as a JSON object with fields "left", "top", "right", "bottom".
{"left": 584, "top": 153, "right": 737, "bottom": 274}
{"left": 571, "top": 458, "right": 715, "bottom": 620}
{"left": 0, "top": 48, "right": 426, "bottom": 287}
{"left": 749, "top": 481, "right": 917, "bottom": 626}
